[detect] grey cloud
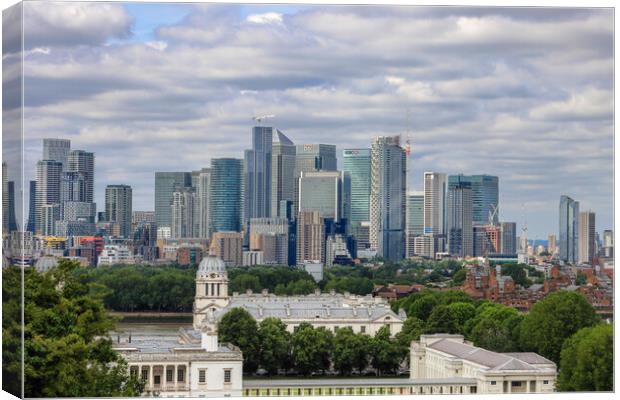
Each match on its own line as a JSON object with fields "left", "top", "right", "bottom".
{"left": 18, "top": 4, "right": 613, "bottom": 238}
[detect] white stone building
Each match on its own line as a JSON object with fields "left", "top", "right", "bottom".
{"left": 113, "top": 256, "right": 243, "bottom": 397}
{"left": 193, "top": 253, "right": 405, "bottom": 336}
{"left": 410, "top": 334, "right": 557, "bottom": 394}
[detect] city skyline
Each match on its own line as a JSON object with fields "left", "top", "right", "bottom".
{"left": 4, "top": 3, "right": 613, "bottom": 239}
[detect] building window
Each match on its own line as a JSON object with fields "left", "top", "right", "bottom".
{"left": 205, "top": 283, "right": 209, "bottom": 296}
{"left": 177, "top": 368, "right": 185, "bottom": 382}
{"left": 154, "top": 375, "right": 160, "bottom": 385}
{"left": 224, "top": 369, "right": 231, "bottom": 383}
{"left": 512, "top": 382, "right": 522, "bottom": 387}
{"left": 491, "top": 381, "right": 497, "bottom": 385}
{"left": 360, "top": 326, "right": 366, "bottom": 333}
{"left": 198, "top": 369, "right": 206, "bottom": 384}
{"left": 167, "top": 369, "right": 173, "bottom": 382}
{"left": 470, "top": 386, "right": 477, "bottom": 394}
{"left": 141, "top": 369, "right": 148, "bottom": 382}
{"left": 543, "top": 380, "right": 549, "bottom": 385}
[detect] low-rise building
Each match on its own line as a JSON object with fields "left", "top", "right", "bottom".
{"left": 410, "top": 334, "right": 557, "bottom": 394}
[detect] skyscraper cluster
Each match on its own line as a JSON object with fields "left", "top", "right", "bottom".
{"left": 2, "top": 130, "right": 609, "bottom": 269}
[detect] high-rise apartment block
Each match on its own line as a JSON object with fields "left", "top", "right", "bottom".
{"left": 406, "top": 191, "right": 424, "bottom": 257}
{"left": 559, "top": 195, "right": 579, "bottom": 264}
{"left": 423, "top": 172, "right": 446, "bottom": 237}
{"left": 42, "top": 138, "right": 70, "bottom": 169}
{"left": 67, "top": 150, "right": 95, "bottom": 203}
{"left": 210, "top": 231, "right": 243, "bottom": 267}
{"left": 105, "top": 184, "right": 133, "bottom": 238}
{"left": 578, "top": 211, "right": 595, "bottom": 264}
{"left": 369, "top": 136, "right": 406, "bottom": 262}
{"left": 296, "top": 211, "right": 325, "bottom": 264}
{"left": 171, "top": 187, "right": 196, "bottom": 239}
{"left": 35, "top": 160, "right": 62, "bottom": 234}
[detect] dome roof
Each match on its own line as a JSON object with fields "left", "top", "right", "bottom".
{"left": 197, "top": 253, "right": 226, "bottom": 276}
{"left": 35, "top": 255, "right": 58, "bottom": 273}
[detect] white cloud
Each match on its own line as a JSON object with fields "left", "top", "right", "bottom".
{"left": 246, "top": 12, "right": 284, "bottom": 25}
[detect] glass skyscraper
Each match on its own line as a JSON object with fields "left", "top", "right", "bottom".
{"left": 105, "top": 184, "right": 133, "bottom": 238}
{"left": 447, "top": 180, "right": 473, "bottom": 257}
{"left": 244, "top": 126, "right": 274, "bottom": 222}
{"left": 342, "top": 149, "right": 371, "bottom": 225}
{"left": 448, "top": 174, "right": 498, "bottom": 226}
{"left": 559, "top": 195, "right": 579, "bottom": 264}
{"left": 271, "top": 130, "right": 296, "bottom": 218}
{"left": 294, "top": 143, "right": 337, "bottom": 215}
{"left": 154, "top": 171, "right": 192, "bottom": 229}
{"left": 369, "top": 136, "right": 406, "bottom": 262}
{"left": 209, "top": 158, "right": 243, "bottom": 233}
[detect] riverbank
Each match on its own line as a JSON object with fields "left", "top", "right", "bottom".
{"left": 108, "top": 311, "right": 192, "bottom": 323}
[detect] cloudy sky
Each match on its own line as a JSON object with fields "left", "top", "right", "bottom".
{"left": 5, "top": 1, "right": 613, "bottom": 239}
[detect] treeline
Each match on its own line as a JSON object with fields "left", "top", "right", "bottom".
{"left": 228, "top": 266, "right": 318, "bottom": 295}
{"left": 391, "top": 288, "right": 611, "bottom": 391}
{"left": 73, "top": 265, "right": 196, "bottom": 312}
{"left": 218, "top": 308, "right": 410, "bottom": 376}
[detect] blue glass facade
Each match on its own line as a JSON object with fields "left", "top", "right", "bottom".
{"left": 210, "top": 158, "right": 243, "bottom": 233}
{"left": 448, "top": 174, "right": 498, "bottom": 226}
{"left": 559, "top": 195, "right": 579, "bottom": 263}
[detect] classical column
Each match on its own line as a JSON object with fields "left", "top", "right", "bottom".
{"left": 507, "top": 381, "right": 512, "bottom": 394}
{"left": 149, "top": 365, "right": 154, "bottom": 390}
{"left": 526, "top": 380, "right": 530, "bottom": 393}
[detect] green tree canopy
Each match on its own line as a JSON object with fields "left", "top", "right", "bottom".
{"left": 557, "top": 324, "right": 613, "bottom": 392}
{"left": 370, "top": 326, "right": 404, "bottom": 375}
{"left": 4, "top": 261, "right": 143, "bottom": 397}
{"left": 257, "top": 317, "right": 291, "bottom": 375}
{"left": 519, "top": 291, "right": 597, "bottom": 364}
{"left": 465, "top": 303, "right": 523, "bottom": 352}
{"left": 291, "top": 323, "right": 334, "bottom": 375}
{"left": 218, "top": 308, "right": 260, "bottom": 373}
{"left": 424, "top": 302, "right": 475, "bottom": 335}
{"left": 501, "top": 264, "right": 532, "bottom": 287}
{"left": 332, "top": 327, "right": 359, "bottom": 375}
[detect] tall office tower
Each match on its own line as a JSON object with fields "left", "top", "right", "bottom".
{"left": 424, "top": 172, "right": 447, "bottom": 237}
{"left": 35, "top": 160, "right": 62, "bottom": 234}
{"left": 2, "top": 161, "right": 8, "bottom": 235}
{"left": 294, "top": 144, "right": 337, "bottom": 214}
{"left": 194, "top": 168, "right": 211, "bottom": 238}
{"left": 41, "top": 204, "right": 61, "bottom": 236}
{"left": 209, "top": 158, "right": 243, "bottom": 233}
{"left": 296, "top": 210, "right": 325, "bottom": 264}
{"left": 42, "top": 138, "right": 70, "bottom": 169}
{"left": 405, "top": 191, "right": 424, "bottom": 257}
{"left": 578, "top": 211, "right": 596, "bottom": 264}
{"left": 244, "top": 126, "right": 274, "bottom": 222}
{"left": 27, "top": 180, "right": 36, "bottom": 233}
{"left": 154, "top": 172, "right": 192, "bottom": 229}
{"left": 369, "top": 136, "right": 406, "bottom": 262}
{"left": 548, "top": 234, "right": 557, "bottom": 255}
{"left": 170, "top": 187, "right": 195, "bottom": 239}
{"left": 62, "top": 202, "right": 96, "bottom": 223}
{"left": 446, "top": 180, "right": 473, "bottom": 257}
{"left": 602, "top": 230, "right": 613, "bottom": 258}
{"left": 7, "top": 182, "right": 17, "bottom": 232}
{"left": 104, "top": 185, "right": 133, "bottom": 238}
{"left": 559, "top": 195, "right": 579, "bottom": 264}
{"left": 500, "top": 222, "right": 517, "bottom": 255}
{"left": 298, "top": 171, "right": 342, "bottom": 221}
{"left": 271, "top": 130, "right": 296, "bottom": 218}
{"left": 66, "top": 150, "right": 95, "bottom": 202}
{"left": 210, "top": 231, "right": 243, "bottom": 267}
{"left": 447, "top": 175, "right": 498, "bottom": 226}
{"left": 343, "top": 149, "right": 371, "bottom": 225}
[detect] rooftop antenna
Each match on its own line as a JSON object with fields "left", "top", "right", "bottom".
{"left": 520, "top": 203, "right": 528, "bottom": 253}
{"left": 404, "top": 109, "right": 412, "bottom": 191}
{"left": 252, "top": 114, "right": 275, "bottom": 126}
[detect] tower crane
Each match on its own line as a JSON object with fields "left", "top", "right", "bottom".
{"left": 252, "top": 114, "right": 275, "bottom": 126}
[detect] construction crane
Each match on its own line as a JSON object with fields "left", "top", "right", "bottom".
{"left": 488, "top": 204, "right": 499, "bottom": 226}
{"left": 252, "top": 114, "right": 275, "bottom": 126}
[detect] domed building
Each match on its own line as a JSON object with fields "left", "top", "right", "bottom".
{"left": 195, "top": 252, "right": 406, "bottom": 337}
{"left": 193, "top": 252, "right": 230, "bottom": 328}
